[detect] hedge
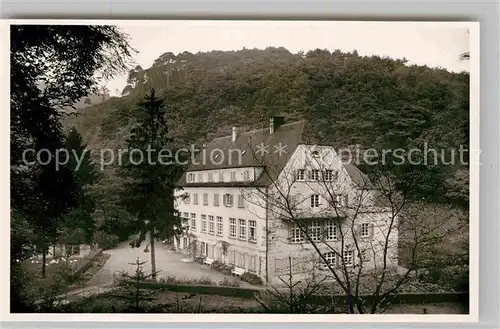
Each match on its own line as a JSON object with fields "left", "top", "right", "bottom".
{"left": 122, "top": 281, "right": 261, "bottom": 298}
{"left": 121, "top": 280, "right": 468, "bottom": 306}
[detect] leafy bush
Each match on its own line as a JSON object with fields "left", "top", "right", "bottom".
{"left": 210, "top": 260, "right": 232, "bottom": 275}
{"left": 10, "top": 263, "right": 38, "bottom": 312}
{"left": 92, "top": 230, "right": 119, "bottom": 250}
{"left": 218, "top": 277, "right": 241, "bottom": 287}
{"left": 241, "top": 272, "right": 263, "bottom": 286}
{"left": 421, "top": 265, "right": 469, "bottom": 292}
{"left": 195, "top": 276, "right": 214, "bottom": 285}
{"left": 194, "top": 257, "right": 205, "bottom": 265}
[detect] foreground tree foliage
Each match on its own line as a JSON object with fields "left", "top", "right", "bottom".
{"left": 10, "top": 25, "right": 134, "bottom": 311}
{"left": 118, "top": 89, "right": 184, "bottom": 280}
{"left": 58, "top": 127, "right": 101, "bottom": 247}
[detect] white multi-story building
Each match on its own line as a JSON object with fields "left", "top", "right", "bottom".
{"left": 175, "top": 117, "right": 398, "bottom": 285}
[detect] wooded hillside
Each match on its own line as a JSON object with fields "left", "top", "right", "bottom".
{"left": 67, "top": 47, "right": 469, "bottom": 207}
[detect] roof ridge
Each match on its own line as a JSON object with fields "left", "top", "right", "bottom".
{"left": 210, "top": 120, "right": 306, "bottom": 141}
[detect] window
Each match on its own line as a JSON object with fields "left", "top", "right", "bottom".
{"left": 295, "top": 169, "right": 305, "bottom": 181}
{"left": 208, "top": 215, "right": 215, "bottom": 234}
{"left": 182, "top": 213, "right": 189, "bottom": 227}
{"left": 193, "top": 193, "right": 199, "bottom": 205}
{"left": 343, "top": 250, "right": 354, "bottom": 267}
{"left": 310, "top": 169, "right": 320, "bottom": 180}
{"left": 201, "top": 215, "right": 207, "bottom": 233}
{"left": 190, "top": 213, "right": 196, "bottom": 232}
{"left": 237, "top": 253, "right": 245, "bottom": 268}
{"left": 223, "top": 194, "right": 234, "bottom": 207}
{"left": 238, "top": 195, "right": 245, "bottom": 208}
{"left": 197, "top": 173, "right": 203, "bottom": 182}
{"left": 243, "top": 170, "right": 250, "bottom": 180}
{"left": 187, "top": 173, "right": 195, "bottom": 182}
{"left": 229, "top": 218, "right": 236, "bottom": 239}
{"left": 335, "top": 194, "right": 347, "bottom": 207}
{"left": 230, "top": 171, "right": 236, "bottom": 181}
{"left": 310, "top": 194, "right": 320, "bottom": 208}
{"left": 184, "top": 193, "right": 190, "bottom": 204}
{"left": 219, "top": 172, "right": 224, "bottom": 182}
{"left": 248, "top": 254, "right": 257, "bottom": 272}
{"left": 360, "top": 223, "right": 370, "bottom": 237}
{"left": 208, "top": 173, "right": 214, "bottom": 182}
{"left": 238, "top": 219, "right": 246, "bottom": 240}
{"left": 248, "top": 220, "right": 257, "bottom": 242}
{"left": 203, "top": 193, "right": 208, "bottom": 205}
{"left": 324, "top": 221, "right": 338, "bottom": 241}
{"left": 201, "top": 242, "right": 207, "bottom": 256}
{"left": 290, "top": 224, "right": 304, "bottom": 243}
{"left": 311, "top": 150, "right": 320, "bottom": 158}
{"left": 289, "top": 220, "right": 338, "bottom": 243}
{"left": 324, "top": 252, "right": 336, "bottom": 266}
{"left": 324, "top": 169, "right": 338, "bottom": 181}
{"left": 216, "top": 216, "right": 223, "bottom": 236}
{"left": 308, "top": 220, "right": 322, "bottom": 242}
{"left": 229, "top": 250, "right": 235, "bottom": 265}
{"left": 213, "top": 194, "right": 220, "bottom": 206}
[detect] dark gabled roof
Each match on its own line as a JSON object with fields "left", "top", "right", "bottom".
{"left": 343, "top": 163, "right": 373, "bottom": 189}
{"left": 177, "top": 120, "right": 306, "bottom": 187}
{"left": 176, "top": 119, "right": 373, "bottom": 189}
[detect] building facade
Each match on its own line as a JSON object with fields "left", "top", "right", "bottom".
{"left": 175, "top": 117, "right": 398, "bottom": 285}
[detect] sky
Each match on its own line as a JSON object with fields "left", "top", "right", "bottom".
{"left": 106, "top": 21, "right": 471, "bottom": 96}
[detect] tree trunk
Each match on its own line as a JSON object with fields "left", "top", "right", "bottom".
{"left": 41, "top": 248, "right": 47, "bottom": 278}
{"left": 150, "top": 230, "right": 157, "bottom": 281}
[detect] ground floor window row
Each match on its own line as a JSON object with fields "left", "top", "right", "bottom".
{"left": 273, "top": 249, "right": 367, "bottom": 275}
{"left": 181, "top": 212, "right": 258, "bottom": 243}
{"left": 179, "top": 237, "right": 261, "bottom": 273}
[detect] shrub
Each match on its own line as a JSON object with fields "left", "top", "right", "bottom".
{"left": 218, "top": 277, "right": 242, "bottom": 287}
{"left": 241, "top": 272, "right": 263, "bottom": 286}
{"left": 158, "top": 275, "right": 185, "bottom": 284}
{"left": 194, "top": 257, "right": 205, "bottom": 265}
{"left": 210, "top": 261, "right": 232, "bottom": 275}
{"left": 195, "top": 276, "right": 214, "bottom": 285}
{"left": 92, "top": 231, "right": 119, "bottom": 250}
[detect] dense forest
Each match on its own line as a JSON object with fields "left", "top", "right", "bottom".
{"left": 68, "top": 47, "right": 469, "bottom": 209}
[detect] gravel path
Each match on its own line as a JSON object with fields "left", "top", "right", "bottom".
{"left": 85, "top": 240, "right": 252, "bottom": 289}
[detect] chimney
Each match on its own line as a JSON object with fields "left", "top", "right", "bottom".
{"left": 232, "top": 126, "right": 240, "bottom": 142}
{"left": 269, "top": 116, "right": 285, "bottom": 134}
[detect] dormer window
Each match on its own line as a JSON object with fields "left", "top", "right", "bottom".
{"left": 295, "top": 169, "right": 305, "bottom": 181}
{"left": 311, "top": 150, "right": 320, "bottom": 158}
{"left": 309, "top": 169, "right": 320, "bottom": 180}
{"left": 219, "top": 172, "right": 224, "bottom": 182}
{"left": 187, "top": 173, "right": 195, "bottom": 183}
{"left": 197, "top": 173, "right": 203, "bottom": 182}
{"left": 208, "top": 173, "right": 214, "bottom": 182}
{"left": 230, "top": 171, "right": 236, "bottom": 181}
{"left": 243, "top": 170, "right": 250, "bottom": 180}
{"left": 323, "top": 169, "right": 338, "bottom": 181}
